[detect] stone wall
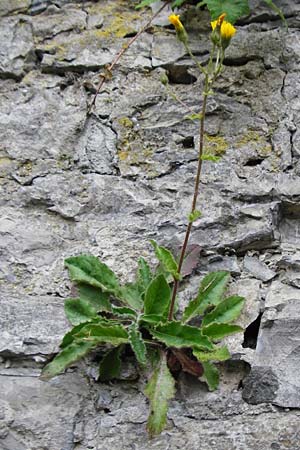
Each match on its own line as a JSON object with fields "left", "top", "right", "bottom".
{"left": 1, "top": 1, "right": 300, "bottom": 449}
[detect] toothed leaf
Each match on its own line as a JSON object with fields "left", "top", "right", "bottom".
{"left": 144, "top": 274, "right": 171, "bottom": 316}
{"left": 183, "top": 271, "right": 230, "bottom": 323}
{"left": 202, "top": 323, "right": 243, "bottom": 340}
{"left": 65, "top": 255, "right": 119, "bottom": 293}
{"left": 64, "top": 298, "right": 98, "bottom": 326}
{"left": 128, "top": 322, "right": 147, "bottom": 365}
{"left": 149, "top": 321, "right": 214, "bottom": 350}
{"left": 202, "top": 295, "right": 245, "bottom": 327}
{"left": 202, "top": 361, "right": 219, "bottom": 390}
{"left": 144, "top": 353, "right": 176, "bottom": 436}
{"left": 150, "top": 240, "right": 180, "bottom": 280}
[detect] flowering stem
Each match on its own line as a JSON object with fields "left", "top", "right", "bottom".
{"left": 88, "top": 1, "right": 169, "bottom": 114}
{"left": 168, "top": 74, "right": 210, "bottom": 321}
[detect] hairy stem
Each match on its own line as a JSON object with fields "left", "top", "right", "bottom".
{"left": 168, "top": 75, "right": 210, "bottom": 321}
{"left": 88, "top": 1, "right": 169, "bottom": 114}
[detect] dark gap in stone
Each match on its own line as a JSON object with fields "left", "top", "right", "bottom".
{"left": 123, "top": 31, "right": 137, "bottom": 38}
{"left": 244, "top": 158, "right": 265, "bottom": 167}
{"left": 181, "top": 136, "right": 194, "bottom": 148}
{"left": 167, "top": 66, "right": 197, "bottom": 85}
{"left": 223, "top": 56, "right": 262, "bottom": 67}
{"left": 242, "top": 312, "right": 263, "bottom": 349}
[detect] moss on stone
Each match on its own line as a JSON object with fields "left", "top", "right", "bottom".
{"left": 203, "top": 134, "right": 229, "bottom": 157}
{"left": 118, "top": 117, "right": 134, "bottom": 128}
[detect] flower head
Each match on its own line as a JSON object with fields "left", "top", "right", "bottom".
{"left": 169, "top": 14, "right": 188, "bottom": 44}
{"left": 211, "top": 14, "right": 236, "bottom": 49}
{"left": 169, "top": 14, "right": 184, "bottom": 32}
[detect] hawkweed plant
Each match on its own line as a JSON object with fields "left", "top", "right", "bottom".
{"left": 41, "top": 13, "right": 246, "bottom": 437}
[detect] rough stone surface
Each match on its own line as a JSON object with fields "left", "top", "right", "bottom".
{"left": 1, "top": 0, "right": 300, "bottom": 448}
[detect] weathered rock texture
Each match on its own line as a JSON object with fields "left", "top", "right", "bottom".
{"left": 1, "top": 0, "right": 300, "bottom": 448}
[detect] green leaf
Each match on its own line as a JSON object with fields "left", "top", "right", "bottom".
{"left": 128, "top": 322, "right": 147, "bottom": 366}
{"left": 64, "top": 298, "right": 98, "bottom": 326}
{"left": 202, "top": 361, "right": 219, "bottom": 391}
{"left": 193, "top": 345, "right": 230, "bottom": 362}
{"left": 202, "top": 295, "right": 245, "bottom": 327}
{"left": 65, "top": 255, "right": 120, "bottom": 293}
{"left": 149, "top": 321, "right": 214, "bottom": 350}
{"left": 99, "top": 346, "right": 123, "bottom": 381}
{"left": 263, "top": 0, "right": 287, "bottom": 28}
{"left": 118, "top": 283, "right": 143, "bottom": 310}
{"left": 201, "top": 155, "right": 221, "bottom": 162}
{"left": 183, "top": 271, "right": 230, "bottom": 323}
{"left": 188, "top": 210, "right": 202, "bottom": 223}
{"left": 40, "top": 340, "right": 97, "bottom": 380}
{"left": 202, "top": 323, "right": 243, "bottom": 340}
{"left": 111, "top": 306, "right": 137, "bottom": 319}
{"left": 172, "top": 0, "right": 187, "bottom": 8}
{"left": 185, "top": 113, "right": 203, "bottom": 121}
{"left": 144, "top": 274, "right": 171, "bottom": 317}
{"left": 60, "top": 322, "right": 93, "bottom": 349}
{"left": 74, "top": 323, "right": 128, "bottom": 345}
{"left": 137, "top": 257, "right": 152, "bottom": 292}
{"left": 150, "top": 240, "right": 180, "bottom": 280}
{"left": 197, "top": 0, "right": 250, "bottom": 23}
{"left": 78, "top": 283, "right": 111, "bottom": 312}
{"left": 135, "top": 0, "right": 160, "bottom": 10}
{"left": 140, "top": 314, "right": 167, "bottom": 325}
{"left": 144, "top": 353, "right": 176, "bottom": 437}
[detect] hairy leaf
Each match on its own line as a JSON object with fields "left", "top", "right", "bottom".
{"left": 144, "top": 274, "right": 171, "bottom": 316}
{"left": 99, "top": 346, "right": 123, "bottom": 381}
{"left": 65, "top": 255, "right": 119, "bottom": 293}
{"left": 202, "top": 361, "right": 219, "bottom": 390}
{"left": 188, "top": 210, "right": 202, "bottom": 223}
{"left": 144, "top": 353, "right": 176, "bottom": 436}
{"left": 183, "top": 271, "right": 230, "bottom": 323}
{"left": 150, "top": 240, "right": 180, "bottom": 280}
{"left": 172, "top": 0, "right": 188, "bottom": 8}
{"left": 193, "top": 345, "right": 230, "bottom": 362}
{"left": 111, "top": 306, "right": 137, "bottom": 319}
{"left": 64, "top": 298, "right": 98, "bottom": 326}
{"left": 60, "top": 322, "right": 93, "bottom": 349}
{"left": 74, "top": 323, "right": 128, "bottom": 345}
{"left": 78, "top": 283, "right": 111, "bottom": 312}
{"left": 138, "top": 257, "right": 153, "bottom": 292}
{"left": 202, "top": 323, "right": 243, "bottom": 340}
{"left": 128, "top": 322, "right": 147, "bottom": 365}
{"left": 197, "top": 0, "right": 250, "bottom": 23}
{"left": 149, "top": 321, "right": 214, "bottom": 350}
{"left": 41, "top": 340, "right": 97, "bottom": 380}
{"left": 202, "top": 295, "right": 245, "bottom": 326}
{"left": 119, "top": 283, "right": 143, "bottom": 310}
{"left": 140, "top": 314, "right": 168, "bottom": 325}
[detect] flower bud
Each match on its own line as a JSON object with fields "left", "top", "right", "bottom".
{"left": 169, "top": 14, "right": 188, "bottom": 44}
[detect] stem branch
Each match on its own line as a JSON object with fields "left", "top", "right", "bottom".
{"left": 88, "top": 1, "right": 169, "bottom": 114}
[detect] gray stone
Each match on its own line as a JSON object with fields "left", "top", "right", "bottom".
{"left": 0, "top": 17, "right": 34, "bottom": 79}
{"left": 0, "top": 0, "right": 30, "bottom": 16}
{"left": 242, "top": 367, "right": 279, "bottom": 404}
{"left": 243, "top": 254, "right": 276, "bottom": 281}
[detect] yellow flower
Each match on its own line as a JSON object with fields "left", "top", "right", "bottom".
{"left": 219, "top": 21, "right": 236, "bottom": 40}
{"left": 169, "top": 14, "right": 184, "bottom": 32}
{"left": 211, "top": 14, "right": 236, "bottom": 48}
{"left": 168, "top": 14, "right": 188, "bottom": 44}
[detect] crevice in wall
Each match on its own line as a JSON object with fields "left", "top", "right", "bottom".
{"left": 242, "top": 312, "right": 263, "bottom": 349}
